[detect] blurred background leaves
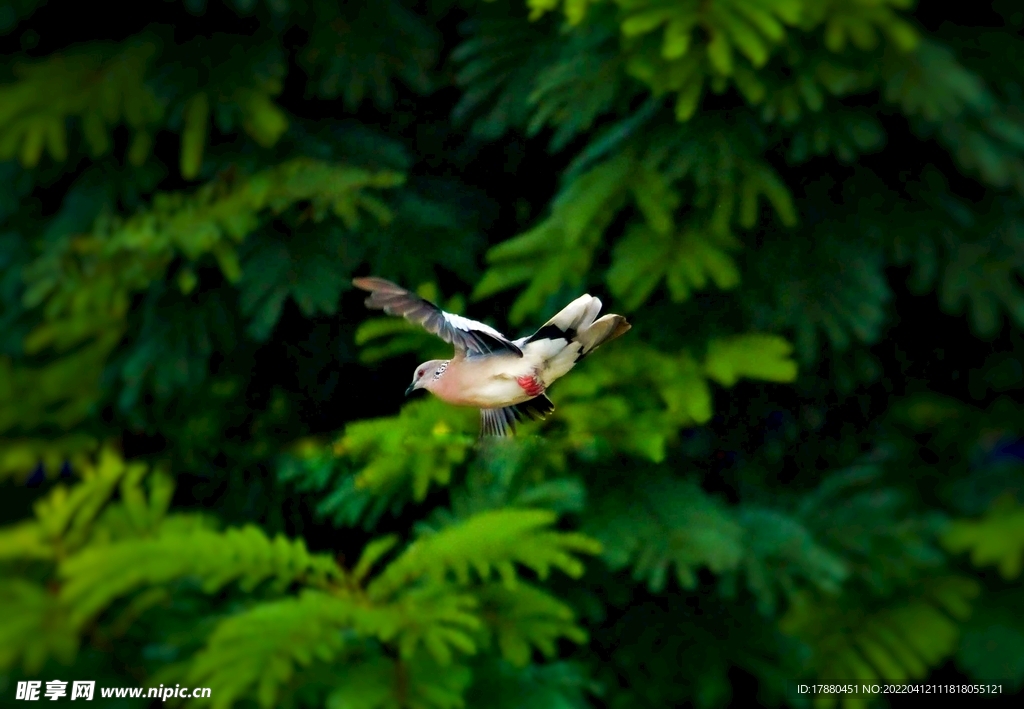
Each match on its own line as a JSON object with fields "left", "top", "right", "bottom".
{"left": 1, "top": 0, "right": 1023, "bottom": 707}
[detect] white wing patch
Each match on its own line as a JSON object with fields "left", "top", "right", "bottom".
{"left": 524, "top": 337, "right": 582, "bottom": 385}
{"left": 443, "top": 312, "right": 508, "bottom": 340}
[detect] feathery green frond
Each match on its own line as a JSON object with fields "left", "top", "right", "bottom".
{"left": 703, "top": 334, "right": 798, "bottom": 386}
{"left": 944, "top": 497, "right": 1024, "bottom": 580}
{"left": 23, "top": 159, "right": 403, "bottom": 353}
{"left": 0, "top": 580, "right": 79, "bottom": 673}
{"left": 0, "top": 41, "right": 161, "bottom": 167}
{"left": 1, "top": 1, "right": 1022, "bottom": 706}
{"left": 475, "top": 151, "right": 635, "bottom": 322}
{"left": 479, "top": 118, "right": 797, "bottom": 321}
{"left": 187, "top": 590, "right": 354, "bottom": 709}
{"left": 4, "top": 160, "right": 401, "bottom": 433}
{"left": 27, "top": 446, "right": 147, "bottom": 552}
{"left": 956, "top": 589, "right": 1024, "bottom": 691}
{"left": 326, "top": 654, "right": 473, "bottom": 709}
{"left": 550, "top": 337, "right": 796, "bottom": 461}
{"left": 300, "top": 0, "right": 440, "bottom": 109}
{"left": 781, "top": 577, "right": 979, "bottom": 704}
{"left": 747, "top": 230, "right": 891, "bottom": 363}
{"left": 475, "top": 582, "right": 588, "bottom": 666}
{"left": 734, "top": 506, "right": 848, "bottom": 614}
{"left": 0, "top": 433, "right": 98, "bottom": 481}
{"left": 465, "top": 659, "right": 601, "bottom": 709}
{"left": 335, "top": 399, "right": 477, "bottom": 504}
{"left": 59, "top": 524, "right": 344, "bottom": 624}
{"left": 884, "top": 39, "right": 1024, "bottom": 194}
{"left": 588, "top": 475, "right": 744, "bottom": 592}
{"left": 524, "top": 12, "right": 634, "bottom": 151}
{"left": 367, "top": 509, "right": 602, "bottom": 600}
{"left": 452, "top": 15, "right": 561, "bottom": 141}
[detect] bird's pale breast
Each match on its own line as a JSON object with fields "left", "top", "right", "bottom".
{"left": 432, "top": 354, "right": 537, "bottom": 408}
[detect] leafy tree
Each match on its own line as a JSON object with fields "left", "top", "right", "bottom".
{"left": 2, "top": 0, "right": 1024, "bottom": 707}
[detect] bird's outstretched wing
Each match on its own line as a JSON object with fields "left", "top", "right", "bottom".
{"left": 352, "top": 277, "right": 522, "bottom": 357}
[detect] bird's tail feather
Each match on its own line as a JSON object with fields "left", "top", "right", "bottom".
{"left": 525, "top": 295, "right": 631, "bottom": 376}
{"left": 538, "top": 294, "right": 602, "bottom": 337}
{"left": 575, "top": 313, "right": 631, "bottom": 357}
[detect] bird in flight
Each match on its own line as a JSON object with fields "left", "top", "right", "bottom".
{"left": 352, "top": 277, "right": 631, "bottom": 437}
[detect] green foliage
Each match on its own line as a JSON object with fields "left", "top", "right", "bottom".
{"left": 0, "top": 448, "right": 597, "bottom": 708}
{"left": 943, "top": 497, "right": 1024, "bottom": 580}
{"left": 326, "top": 654, "right": 473, "bottom": 709}
{"left": 300, "top": 0, "right": 440, "bottom": 109}
{"left": 336, "top": 398, "right": 477, "bottom": 503}
{"left": 475, "top": 118, "right": 797, "bottom": 323}
{"left": 366, "top": 508, "right": 602, "bottom": 599}
{"left": 781, "top": 577, "right": 979, "bottom": 705}
{"left": 3, "top": 158, "right": 401, "bottom": 436}
{"left": 5, "top": 446, "right": 170, "bottom": 556}
{"left": 173, "top": 507, "right": 598, "bottom": 707}
{"left": 0, "top": 580, "right": 79, "bottom": 673}
{"left": 475, "top": 151, "right": 635, "bottom": 321}
{"left": 785, "top": 109, "right": 886, "bottom": 163}
{"left": 465, "top": 659, "right": 600, "bottom": 709}
{"left": 3, "top": 0, "right": 1024, "bottom": 707}
{"left": 956, "top": 589, "right": 1024, "bottom": 690}
{"left": 747, "top": 228, "right": 891, "bottom": 363}
{"left": 474, "top": 582, "right": 588, "bottom": 665}
{"left": 107, "top": 284, "right": 239, "bottom": 414}
{"left": 454, "top": 8, "right": 634, "bottom": 149}
{"left": 23, "top": 158, "right": 401, "bottom": 353}
{"left": 526, "top": 336, "right": 796, "bottom": 461}
{"left": 922, "top": 209, "right": 1024, "bottom": 337}
{"left": 187, "top": 590, "right": 356, "bottom": 709}
{"left": 588, "top": 473, "right": 847, "bottom": 612}
{"left": 526, "top": 0, "right": 917, "bottom": 124}
{"left": 589, "top": 474, "right": 745, "bottom": 592}
{"left": 59, "top": 524, "right": 344, "bottom": 623}
{"left": 0, "top": 434, "right": 98, "bottom": 482}
{"left": 185, "top": 587, "right": 481, "bottom": 709}
{"left": 703, "top": 334, "right": 798, "bottom": 385}
{"left": 885, "top": 39, "right": 1024, "bottom": 195}
{"left": 0, "top": 33, "right": 293, "bottom": 175}
{"left": 452, "top": 15, "right": 561, "bottom": 141}
{"left": 0, "top": 42, "right": 161, "bottom": 167}
{"left": 238, "top": 226, "right": 357, "bottom": 341}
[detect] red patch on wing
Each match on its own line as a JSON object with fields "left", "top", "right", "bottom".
{"left": 516, "top": 375, "right": 545, "bottom": 397}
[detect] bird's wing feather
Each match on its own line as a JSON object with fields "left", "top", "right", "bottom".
{"left": 479, "top": 394, "right": 555, "bottom": 438}
{"left": 353, "top": 277, "right": 522, "bottom": 357}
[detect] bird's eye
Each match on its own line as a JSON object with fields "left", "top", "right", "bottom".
{"left": 417, "top": 369, "right": 424, "bottom": 378}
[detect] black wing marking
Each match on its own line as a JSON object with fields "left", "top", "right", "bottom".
{"left": 526, "top": 323, "right": 577, "bottom": 344}
{"left": 353, "top": 277, "right": 522, "bottom": 357}
{"left": 514, "top": 394, "right": 556, "bottom": 420}
{"left": 479, "top": 395, "right": 556, "bottom": 437}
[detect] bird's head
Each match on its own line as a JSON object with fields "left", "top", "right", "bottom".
{"left": 406, "top": 359, "right": 448, "bottom": 396}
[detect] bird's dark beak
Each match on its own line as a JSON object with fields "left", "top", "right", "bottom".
{"left": 405, "top": 383, "right": 416, "bottom": 397}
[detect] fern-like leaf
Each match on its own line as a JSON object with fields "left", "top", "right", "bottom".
{"left": 781, "top": 577, "right": 979, "bottom": 704}
{"left": 367, "top": 508, "right": 602, "bottom": 600}
{"left": 0, "top": 580, "right": 79, "bottom": 673}
{"left": 943, "top": 497, "right": 1024, "bottom": 580}
{"left": 59, "top": 525, "right": 344, "bottom": 624}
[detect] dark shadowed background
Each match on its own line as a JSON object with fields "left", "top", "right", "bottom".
{"left": 1, "top": 1, "right": 1023, "bottom": 707}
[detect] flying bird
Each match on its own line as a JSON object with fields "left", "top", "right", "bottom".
{"left": 352, "top": 277, "right": 631, "bottom": 437}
